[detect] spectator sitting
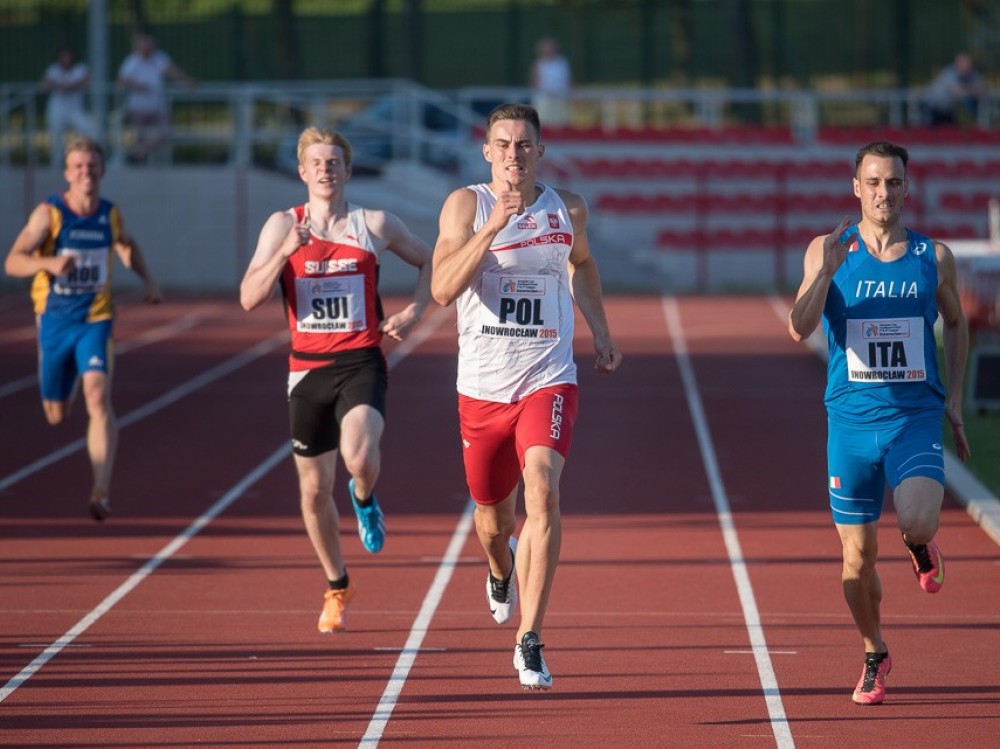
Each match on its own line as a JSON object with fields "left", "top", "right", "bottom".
{"left": 922, "top": 52, "right": 987, "bottom": 127}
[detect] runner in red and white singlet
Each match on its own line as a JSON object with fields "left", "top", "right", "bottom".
{"left": 281, "top": 202, "right": 384, "bottom": 369}
{"left": 241, "top": 127, "right": 431, "bottom": 634}
{"left": 432, "top": 103, "right": 622, "bottom": 690}
{"left": 454, "top": 182, "right": 576, "bottom": 402}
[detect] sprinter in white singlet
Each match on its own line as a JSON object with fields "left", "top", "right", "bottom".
{"left": 432, "top": 103, "right": 622, "bottom": 690}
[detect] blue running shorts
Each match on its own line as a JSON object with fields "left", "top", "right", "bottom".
{"left": 826, "top": 412, "right": 945, "bottom": 525}
{"left": 37, "top": 317, "right": 113, "bottom": 402}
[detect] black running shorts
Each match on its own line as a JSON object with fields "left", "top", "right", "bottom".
{"left": 287, "top": 347, "right": 388, "bottom": 457}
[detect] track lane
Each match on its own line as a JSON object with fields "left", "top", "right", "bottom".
{"left": 680, "top": 296, "right": 1000, "bottom": 746}
{"left": 0, "top": 296, "right": 997, "bottom": 748}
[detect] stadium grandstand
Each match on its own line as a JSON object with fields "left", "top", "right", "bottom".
{"left": 2, "top": 0, "right": 998, "bottom": 301}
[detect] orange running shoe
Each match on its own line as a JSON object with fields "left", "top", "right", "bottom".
{"left": 852, "top": 650, "right": 892, "bottom": 705}
{"left": 905, "top": 539, "right": 944, "bottom": 594}
{"left": 318, "top": 581, "right": 357, "bottom": 633}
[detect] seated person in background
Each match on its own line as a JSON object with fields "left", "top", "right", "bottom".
{"left": 922, "top": 52, "right": 986, "bottom": 127}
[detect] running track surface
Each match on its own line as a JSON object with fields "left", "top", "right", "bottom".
{"left": 1, "top": 294, "right": 998, "bottom": 749}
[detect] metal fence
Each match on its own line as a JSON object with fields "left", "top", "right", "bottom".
{"left": 3, "top": 80, "right": 999, "bottom": 177}
{"left": 2, "top": 0, "right": 998, "bottom": 89}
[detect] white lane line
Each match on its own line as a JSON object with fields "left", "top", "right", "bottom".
{"left": 0, "top": 444, "right": 290, "bottom": 703}
{"left": 0, "top": 305, "right": 454, "bottom": 724}
{"left": 725, "top": 650, "right": 799, "bottom": 656}
{"left": 358, "top": 303, "right": 471, "bottom": 748}
{"left": 662, "top": 296, "right": 795, "bottom": 749}
{"left": 0, "top": 327, "right": 36, "bottom": 347}
{"left": 374, "top": 647, "right": 448, "bottom": 653}
{"left": 0, "top": 331, "right": 287, "bottom": 493}
{"left": 0, "top": 312, "right": 208, "bottom": 400}
{"left": 359, "top": 500, "right": 475, "bottom": 749}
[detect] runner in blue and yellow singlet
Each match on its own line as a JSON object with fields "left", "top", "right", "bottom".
{"left": 788, "top": 141, "right": 971, "bottom": 706}
{"left": 4, "top": 136, "right": 162, "bottom": 521}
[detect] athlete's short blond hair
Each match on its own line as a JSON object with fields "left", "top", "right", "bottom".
{"left": 63, "top": 136, "right": 105, "bottom": 169}
{"left": 297, "top": 126, "right": 353, "bottom": 169}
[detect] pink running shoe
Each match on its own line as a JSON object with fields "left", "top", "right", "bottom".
{"left": 852, "top": 651, "right": 892, "bottom": 705}
{"left": 905, "top": 539, "right": 944, "bottom": 593}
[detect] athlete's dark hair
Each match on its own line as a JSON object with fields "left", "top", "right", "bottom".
{"left": 855, "top": 141, "right": 909, "bottom": 176}
{"left": 486, "top": 103, "right": 542, "bottom": 142}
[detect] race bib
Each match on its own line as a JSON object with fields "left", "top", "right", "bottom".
{"left": 478, "top": 273, "right": 559, "bottom": 341}
{"left": 53, "top": 247, "right": 108, "bottom": 294}
{"left": 845, "top": 317, "right": 926, "bottom": 382}
{"left": 294, "top": 274, "right": 366, "bottom": 333}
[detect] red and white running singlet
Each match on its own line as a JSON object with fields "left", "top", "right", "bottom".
{"left": 455, "top": 183, "right": 577, "bottom": 403}
{"left": 280, "top": 203, "right": 383, "bottom": 371}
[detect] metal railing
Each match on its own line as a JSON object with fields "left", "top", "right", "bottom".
{"left": 3, "top": 80, "right": 998, "bottom": 173}
{"left": 1, "top": 79, "right": 486, "bottom": 174}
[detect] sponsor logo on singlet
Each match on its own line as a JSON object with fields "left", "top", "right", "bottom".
{"left": 549, "top": 393, "right": 565, "bottom": 440}
{"left": 854, "top": 279, "right": 919, "bottom": 299}
{"left": 304, "top": 259, "right": 358, "bottom": 274}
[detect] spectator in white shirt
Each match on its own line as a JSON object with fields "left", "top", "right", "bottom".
{"left": 41, "top": 46, "right": 92, "bottom": 167}
{"left": 530, "top": 38, "right": 572, "bottom": 128}
{"left": 116, "top": 33, "right": 195, "bottom": 164}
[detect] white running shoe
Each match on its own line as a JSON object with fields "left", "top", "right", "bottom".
{"left": 486, "top": 536, "right": 518, "bottom": 624}
{"left": 513, "top": 631, "right": 552, "bottom": 690}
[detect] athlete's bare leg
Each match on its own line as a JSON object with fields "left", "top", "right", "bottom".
{"left": 81, "top": 370, "right": 117, "bottom": 499}
{"left": 41, "top": 378, "right": 79, "bottom": 425}
{"left": 339, "top": 404, "right": 384, "bottom": 500}
{"left": 836, "top": 521, "right": 885, "bottom": 654}
{"left": 894, "top": 476, "right": 944, "bottom": 546}
{"left": 515, "top": 445, "right": 565, "bottom": 641}
{"left": 475, "top": 487, "right": 518, "bottom": 582}
{"left": 294, "top": 451, "right": 346, "bottom": 581}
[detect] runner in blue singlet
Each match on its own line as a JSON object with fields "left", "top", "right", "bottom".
{"left": 4, "top": 136, "right": 162, "bottom": 521}
{"left": 788, "top": 141, "right": 971, "bottom": 706}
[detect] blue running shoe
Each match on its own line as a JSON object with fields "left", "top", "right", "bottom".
{"left": 349, "top": 478, "right": 385, "bottom": 553}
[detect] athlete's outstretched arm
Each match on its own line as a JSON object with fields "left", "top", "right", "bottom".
{"left": 564, "top": 191, "right": 621, "bottom": 374}
{"left": 4, "top": 203, "right": 68, "bottom": 278}
{"left": 113, "top": 215, "right": 162, "bottom": 303}
{"left": 369, "top": 209, "right": 433, "bottom": 341}
{"left": 432, "top": 183, "right": 526, "bottom": 306}
{"left": 432, "top": 188, "right": 491, "bottom": 306}
{"left": 240, "top": 209, "right": 307, "bottom": 311}
{"left": 788, "top": 216, "right": 853, "bottom": 341}
{"left": 935, "top": 240, "right": 971, "bottom": 462}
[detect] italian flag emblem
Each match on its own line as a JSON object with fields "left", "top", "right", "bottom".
{"left": 829, "top": 476, "right": 841, "bottom": 489}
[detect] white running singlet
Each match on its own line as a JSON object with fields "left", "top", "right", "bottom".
{"left": 455, "top": 183, "right": 577, "bottom": 403}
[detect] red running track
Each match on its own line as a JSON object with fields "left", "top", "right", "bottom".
{"left": 1, "top": 294, "right": 998, "bottom": 748}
